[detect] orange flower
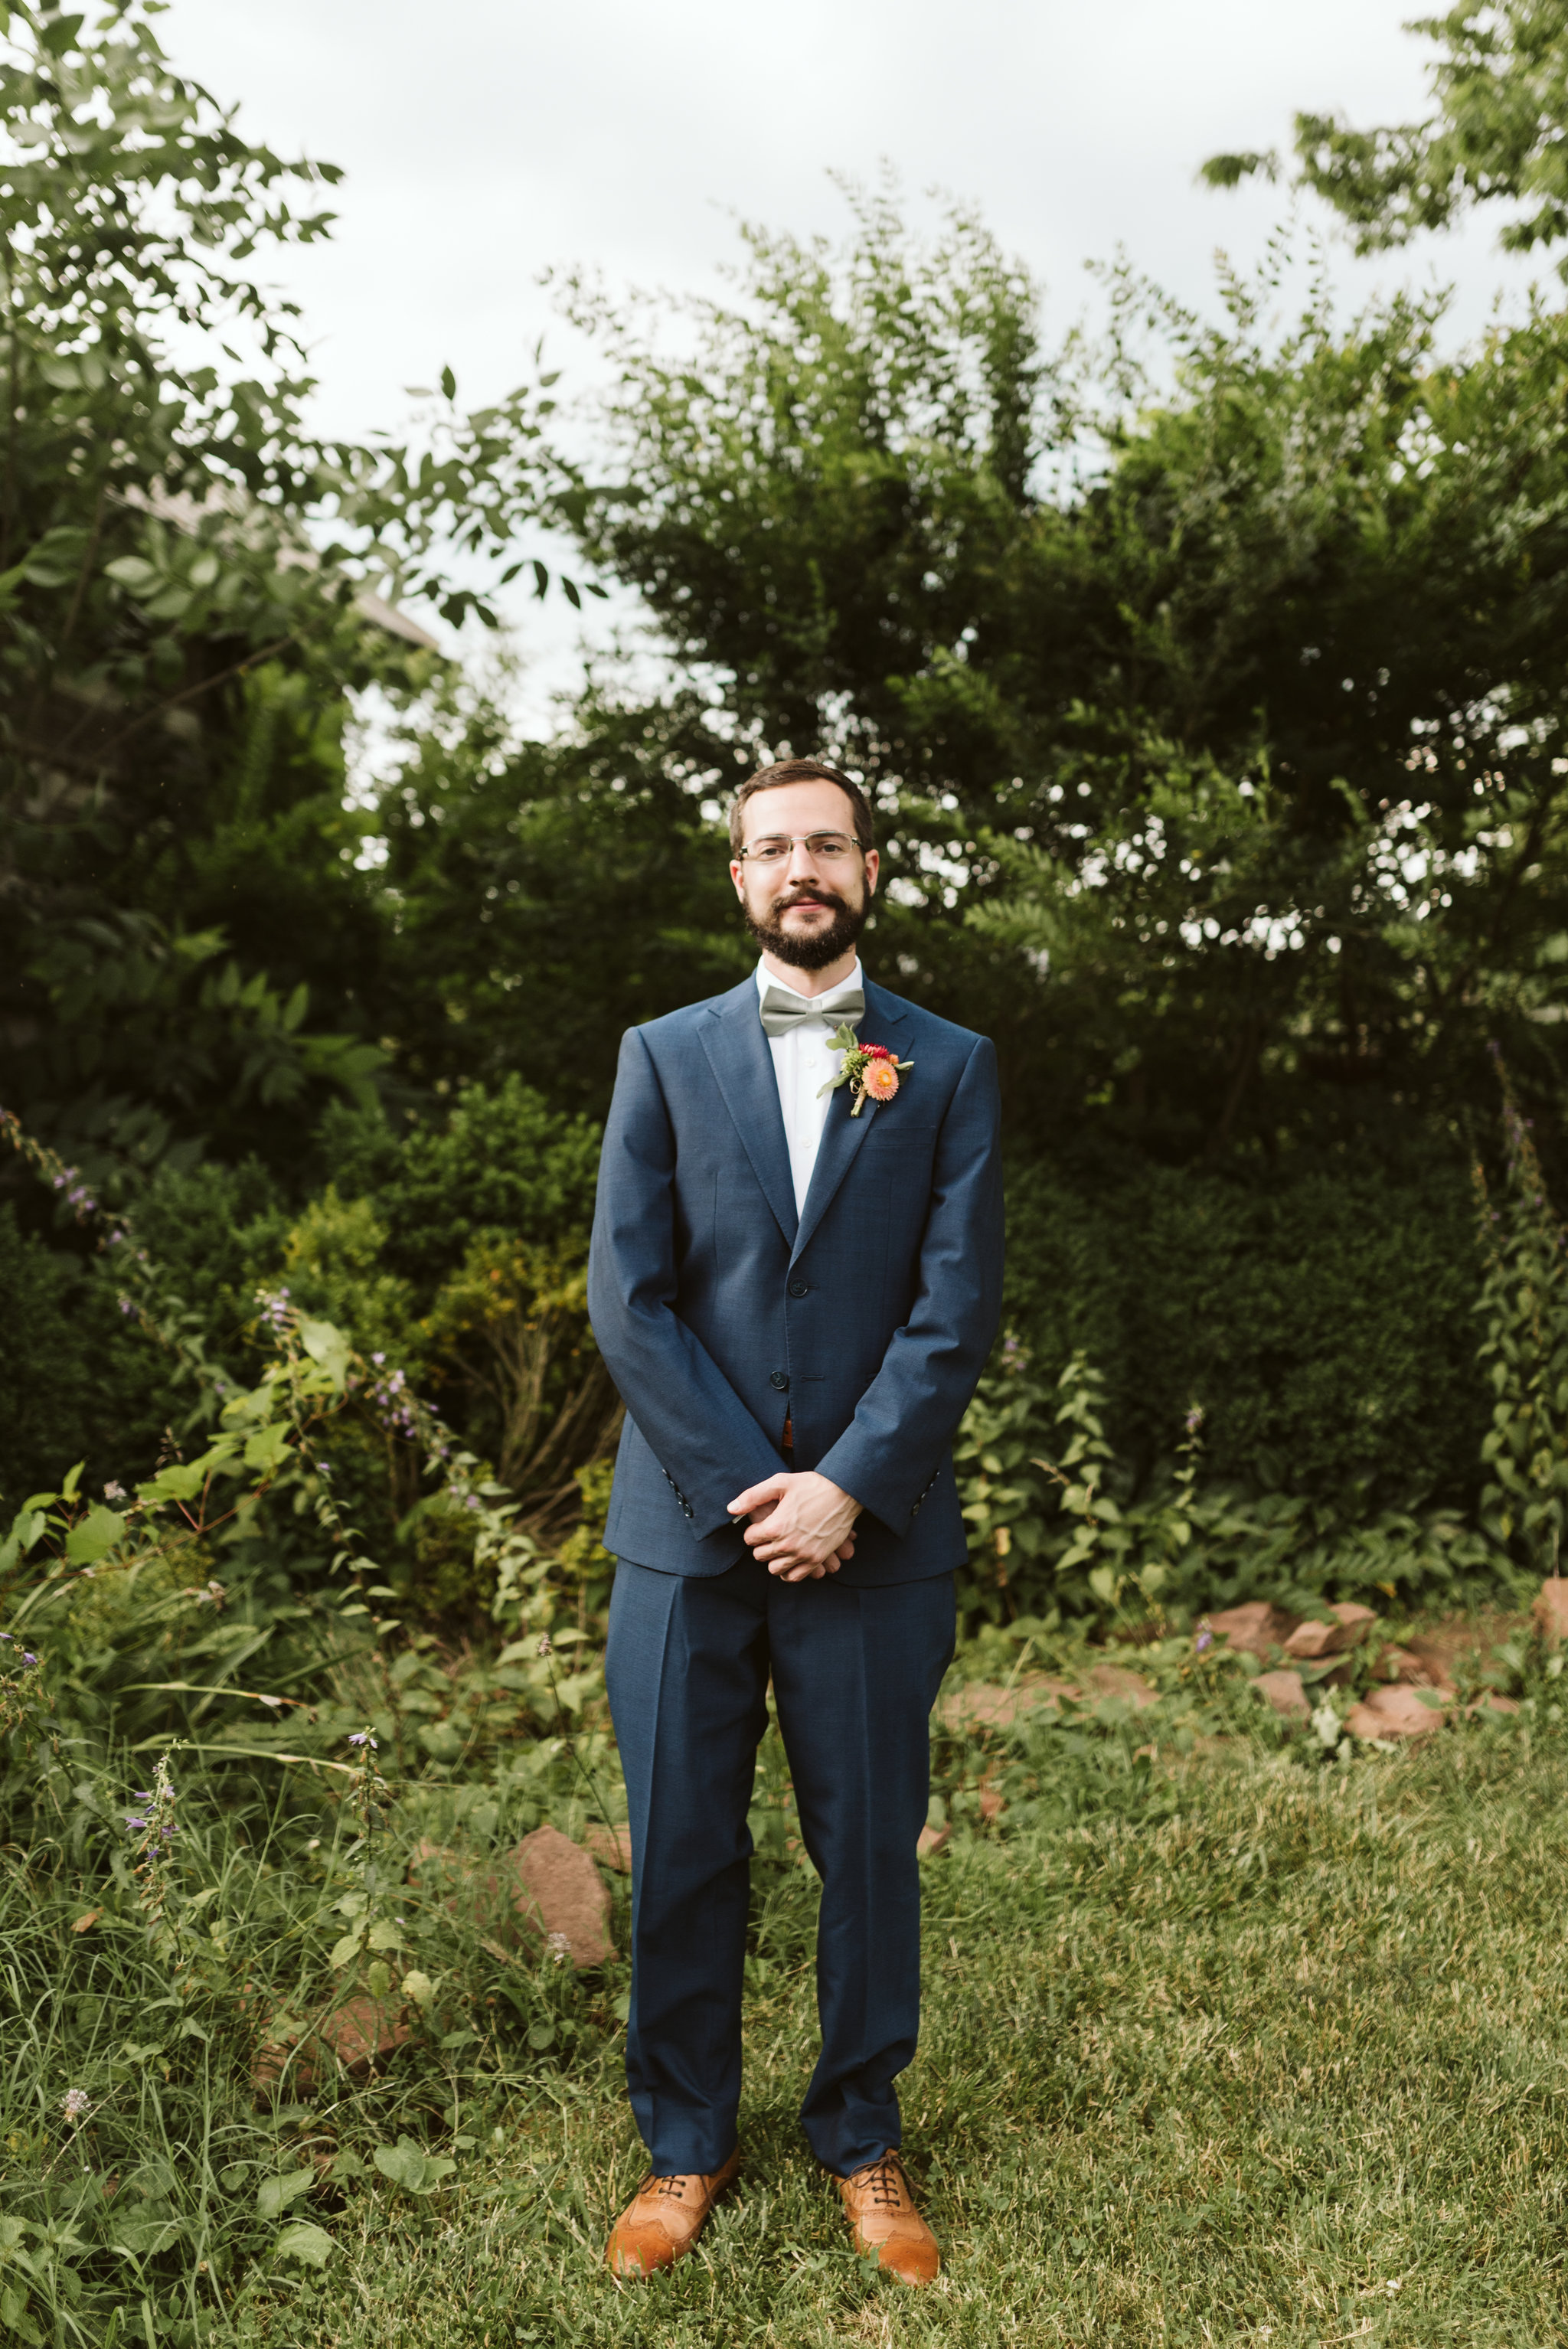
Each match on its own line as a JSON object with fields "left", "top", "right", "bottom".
{"left": 862, "top": 1059, "right": 900, "bottom": 1102}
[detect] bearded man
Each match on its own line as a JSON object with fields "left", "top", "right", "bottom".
{"left": 587, "top": 756, "right": 1004, "bottom": 2285}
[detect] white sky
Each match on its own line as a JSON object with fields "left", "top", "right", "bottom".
{"left": 161, "top": 0, "right": 1544, "bottom": 721}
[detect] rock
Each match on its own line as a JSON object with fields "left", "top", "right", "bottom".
{"left": 511, "top": 1824, "right": 616, "bottom": 1968}
{"left": 1344, "top": 1684, "right": 1448, "bottom": 1740}
{"left": 315, "top": 1994, "right": 413, "bottom": 2073}
{"left": 916, "top": 1822, "right": 951, "bottom": 1858}
{"left": 1283, "top": 1602, "right": 1377, "bottom": 1661}
{"left": 942, "top": 1674, "right": 1080, "bottom": 1730}
{"left": 1378, "top": 1646, "right": 1455, "bottom": 1696}
{"left": 1207, "top": 1602, "right": 1302, "bottom": 1659}
{"left": 253, "top": 1994, "right": 412, "bottom": 2101}
{"left": 1086, "top": 1664, "right": 1158, "bottom": 1710}
{"left": 413, "top": 1827, "right": 616, "bottom": 1966}
{"left": 1464, "top": 1692, "right": 1521, "bottom": 1719}
{"left": 1534, "top": 1579, "right": 1568, "bottom": 1649}
{"left": 583, "top": 1821, "right": 633, "bottom": 1873}
{"left": 1255, "top": 1668, "right": 1309, "bottom": 1721}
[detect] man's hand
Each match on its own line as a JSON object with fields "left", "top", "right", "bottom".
{"left": 728, "top": 1471, "right": 861, "bottom": 1582}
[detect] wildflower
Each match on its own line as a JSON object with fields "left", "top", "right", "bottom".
{"left": 371, "top": 1351, "right": 386, "bottom": 1365}
{"left": 103, "top": 1481, "right": 126, "bottom": 1501}
{"left": 124, "top": 1815, "right": 148, "bottom": 1831}
{"left": 61, "top": 2089, "right": 90, "bottom": 2122}
{"left": 536, "top": 1633, "right": 554, "bottom": 1658}
{"left": 1194, "top": 1621, "right": 1213, "bottom": 1655}
{"left": 348, "top": 1730, "right": 376, "bottom": 1749}
{"left": 547, "top": 1930, "right": 571, "bottom": 1964}
{"left": 1184, "top": 1404, "right": 1204, "bottom": 1435}
{"left": 21, "top": 1653, "right": 35, "bottom": 1668}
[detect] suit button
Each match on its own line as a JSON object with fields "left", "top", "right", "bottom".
{"left": 769, "top": 1370, "right": 789, "bottom": 1390}
{"left": 683, "top": 1506, "right": 694, "bottom": 1520}
{"left": 788, "top": 1279, "right": 809, "bottom": 1298}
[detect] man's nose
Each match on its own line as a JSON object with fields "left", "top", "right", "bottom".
{"left": 784, "top": 838, "right": 818, "bottom": 881}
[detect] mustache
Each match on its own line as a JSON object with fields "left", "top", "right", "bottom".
{"left": 775, "top": 888, "right": 850, "bottom": 913}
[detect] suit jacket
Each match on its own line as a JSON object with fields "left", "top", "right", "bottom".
{"left": 586, "top": 972, "right": 1004, "bottom": 1586}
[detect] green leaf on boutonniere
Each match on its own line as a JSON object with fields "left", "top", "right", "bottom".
{"left": 817, "top": 1021, "right": 865, "bottom": 1098}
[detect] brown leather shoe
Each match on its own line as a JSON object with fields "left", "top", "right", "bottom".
{"left": 837, "top": 2149, "right": 941, "bottom": 2285}
{"left": 604, "top": 2148, "right": 740, "bottom": 2277}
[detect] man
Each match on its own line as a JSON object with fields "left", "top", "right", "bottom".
{"left": 587, "top": 756, "right": 1003, "bottom": 2286}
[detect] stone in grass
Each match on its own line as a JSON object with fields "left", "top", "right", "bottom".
{"left": 1283, "top": 1602, "right": 1377, "bottom": 1661}
{"left": 1086, "top": 1664, "right": 1158, "bottom": 1710}
{"left": 942, "top": 1674, "right": 1081, "bottom": 1731}
{"left": 511, "top": 1824, "right": 616, "bottom": 1969}
{"left": 1534, "top": 1578, "right": 1568, "bottom": 1650}
{"left": 253, "top": 1995, "right": 413, "bottom": 2102}
{"left": 1344, "top": 1684, "right": 1449, "bottom": 1740}
{"left": 583, "top": 1821, "right": 633, "bottom": 1873}
{"left": 1207, "top": 1602, "right": 1302, "bottom": 1659}
{"left": 1378, "top": 1646, "right": 1456, "bottom": 1697}
{"left": 412, "top": 1828, "right": 616, "bottom": 1968}
{"left": 1255, "top": 1668, "right": 1310, "bottom": 1722}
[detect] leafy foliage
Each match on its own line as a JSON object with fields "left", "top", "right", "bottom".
{"left": 1475, "top": 1048, "right": 1568, "bottom": 1573}
{"left": 0, "top": 0, "right": 581, "bottom": 1192}
{"left": 1205, "top": 1, "right": 1568, "bottom": 272}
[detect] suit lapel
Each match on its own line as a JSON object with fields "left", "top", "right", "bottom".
{"left": 790, "top": 982, "right": 913, "bottom": 1266}
{"left": 699, "top": 979, "right": 798, "bottom": 1249}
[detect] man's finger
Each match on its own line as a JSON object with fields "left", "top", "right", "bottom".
{"left": 729, "top": 1473, "right": 790, "bottom": 1517}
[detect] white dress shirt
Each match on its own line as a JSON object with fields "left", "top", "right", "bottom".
{"left": 756, "top": 956, "right": 864, "bottom": 1218}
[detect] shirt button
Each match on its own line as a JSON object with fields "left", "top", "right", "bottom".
{"left": 769, "top": 1370, "right": 789, "bottom": 1391}
{"left": 788, "top": 1279, "right": 809, "bottom": 1298}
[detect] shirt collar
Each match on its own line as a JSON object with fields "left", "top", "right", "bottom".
{"left": 754, "top": 955, "right": 864, "bottom": 1010}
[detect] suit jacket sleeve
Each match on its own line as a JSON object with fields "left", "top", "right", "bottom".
{"left": 814, "top": 1032, "right": 1004, "bottom": 1534}
{"left": 588, "top": 1024, "right": 783, "bottom": 1538}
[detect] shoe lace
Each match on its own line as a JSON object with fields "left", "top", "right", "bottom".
{"left": 647, "top": 2174, "right": 691, "bottom": 2203}
{"left": 851, "top": 2155, "right": 906, "bottom": 2209}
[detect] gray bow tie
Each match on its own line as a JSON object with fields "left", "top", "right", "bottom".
{"left": 759, "top": 985, "right": 864, "bottom": 1039}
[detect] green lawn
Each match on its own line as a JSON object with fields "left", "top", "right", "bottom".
{"left": 6, "top": 1666, "right": 1568, "bottom": 2347}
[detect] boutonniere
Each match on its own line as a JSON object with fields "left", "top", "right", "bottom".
{"left": 818, "top": 1024, "right": 915, "bottom": 1117}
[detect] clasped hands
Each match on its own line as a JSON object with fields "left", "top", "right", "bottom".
{"left": 727, "top": 1469, "right": 860, "bottom": 1582}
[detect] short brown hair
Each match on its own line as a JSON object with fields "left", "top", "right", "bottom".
{"left": 728, "top": 758, "right": 876, "bottom": 856}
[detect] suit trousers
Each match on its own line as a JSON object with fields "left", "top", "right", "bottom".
{"left": 604, "top": 1553, "right": 956, "bottom": 2178}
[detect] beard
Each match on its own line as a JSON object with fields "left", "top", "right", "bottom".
{"left": 743, "top": 883, "right": 868, "bottom": 971}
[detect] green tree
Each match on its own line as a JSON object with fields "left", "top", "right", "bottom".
{"left": 556, "top": 187, "right": 1568, "bottom": 1157}
{"left": 0, "top": 0, "right": 584, "bottom": 1191}
{"left": 1202, "top": 2, "right": 1568, "bottom": 273}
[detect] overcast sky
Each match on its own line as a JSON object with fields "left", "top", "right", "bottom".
{"left": 161, "top": 0, "right": 1542, "bottom": 718}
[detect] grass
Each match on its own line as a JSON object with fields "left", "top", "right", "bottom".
{"left": 5, "top": 1649, "right": 1568, "bottom": 2347}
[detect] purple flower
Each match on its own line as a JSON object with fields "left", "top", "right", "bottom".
{"left": 371, "top": 1351, "right": 386, "bottom": 1366}
{"left": 125, "top": 1815, "right": 148, "bottom": 1830}
{"left": 1194, "top": 1629, "right": 1212, "bottom": 1655}
{"left": 21, "top": 1653, "right": 36, "bottom": 1668}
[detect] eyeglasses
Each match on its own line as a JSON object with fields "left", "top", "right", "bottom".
{"left": 734, "top": 831, "right": 863, "bottom": 866}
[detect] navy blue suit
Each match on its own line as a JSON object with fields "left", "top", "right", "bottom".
{"left": 589, "top": 972, "right": 1003, "bottom": 2174}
